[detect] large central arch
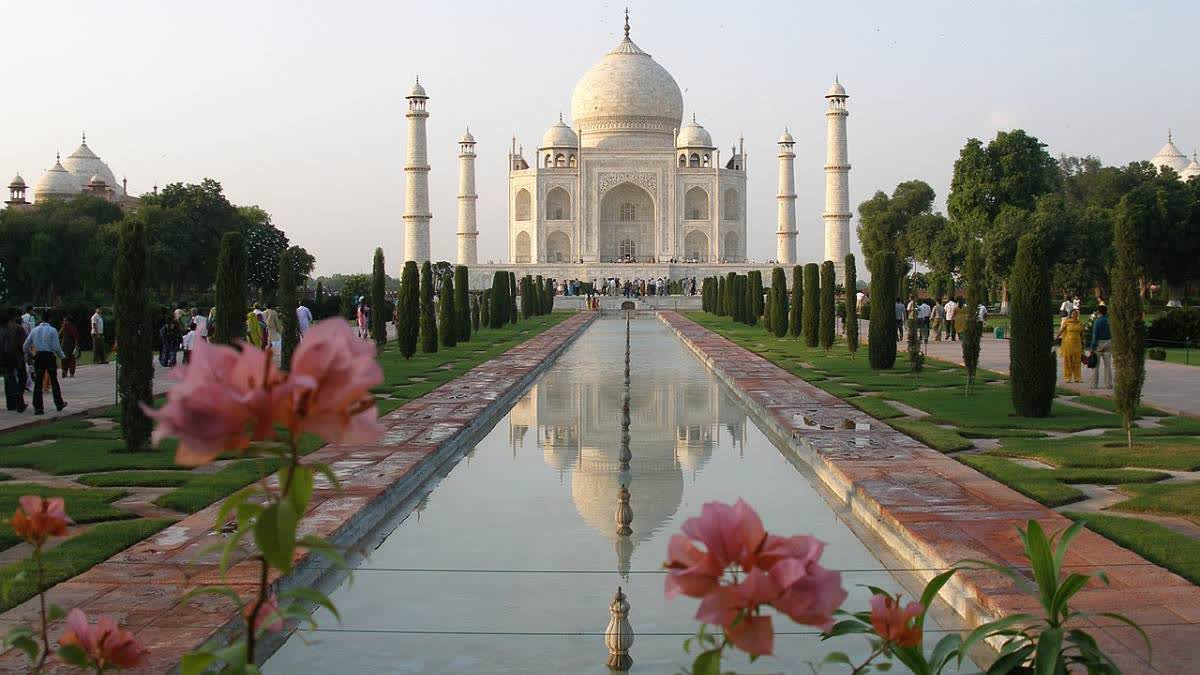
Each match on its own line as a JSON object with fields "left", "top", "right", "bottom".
{"left": 598, "top": 182, "right": 654, "bottom": 261}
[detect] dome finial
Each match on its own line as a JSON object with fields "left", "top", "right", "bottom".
{"left": 692, "top": 112, "right": 696, "bottom": 123}
{"left": 623, "top": 7, "right": 630, "bottom": 38}
{"left": 559, "top": 111, "right": 564, "bottom": 123}
{"left": 1168, "top": 128, "right": 1173, "bottom": 143}
{"left": 82, "top": 130, "right": 86, "bottom": 144}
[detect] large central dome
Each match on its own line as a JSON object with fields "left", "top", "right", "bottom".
{"left": 570, "top": 29, "right": 684, "bottom": 149}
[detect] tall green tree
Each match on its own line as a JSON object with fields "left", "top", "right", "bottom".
{"left": 789, "top": 266, "right": 802, "bottom": 338}
{"left": 533, "top": 275, "right": 545, "bottom": 315}
{"left": 489, "top": 272, "right": 508, "bottom": 328}
{"left": 724, "top": 273, "right": 736, "bottom": 318}
{"left": 278, "top": 249, "right": 299, "bottom": 369}
{"left": 844, "top": 254, "right": 859, "bottom": 357}
{"left": 213, "top": 231, "right": 247, "bottom": 344}
{"left": 439, "top": 269, "right": 457, "bottom": 348}
{"left": 398, "top": 261, "right": 419, "bottom": 358}
{"left": 745, "top": 273, "right": 758, "bottom": 326}
{"left": 961, "top": 241, "right": 985, "bottom": 393}
{"left": 420, "top": 261, "right": 437, "bottom": 353}
{"left": 508, "top": 272, "right": 518, "bottom": 324}
{"left": 819, "top": 261, "right": 836, "bottom": 350}
{"left": 1112, "top": 194, "right": 1148, "bottom": 447}
{"left": 481, "top": 288, "right": 492, "bottom": 328}
{"left": 868, "top": 252, "right": 897, "bottom": 370}
{"left": 1009, "top": 234, "right": 1055, "bottom": 417}
{"left": 455, "top": 266, "right": 471, "bottom": 341}
{"left": 802, "top": 263, "right": 820, "bottom": 347}
{"left": 371, "top": 248, "right": 387, "bottom": 346}
{"left": 717, "top": 275, "right": 727, "bottom": 316}
{"left": 521, "top": 276, "right": 533, "bottom": 319}
{"left": 770, "top": 267, "right": 788, "bottom": 338}
{"left": 470, "top": 293, "right": 481, "bottom": 332}
{"left": 114, "top": 217, "right": 154, "bottom": 451}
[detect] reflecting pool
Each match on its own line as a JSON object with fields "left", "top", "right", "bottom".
{"left": 265, "top": 318, "right": 944, "bottom": 673}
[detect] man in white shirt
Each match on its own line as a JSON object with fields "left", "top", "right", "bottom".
{"left": 944, "top": 299, "right": 958, "bottom": 341}
{"left": 191, "top": 308, "right": 208, "bottom": 341}
{"left": 296, "top": 302, "right": 313, "bottom": 337}
{"left": 917, "top": 300, "right": 932, "bottom": 341}
{"left": 855, "top": 290, "right": 866, "bottom": 311}
{"left": 90, "top": 308, "right": 107, "bottom": 364}
{"left": 1059, "top": 297, "right": 1073, "bottom": 318}
{"left": 20, "top": 306, "right": 37, "bottom": 335}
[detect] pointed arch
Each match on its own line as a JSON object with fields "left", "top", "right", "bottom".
{"left": 515, "top": 230, "right": 532, "bottom": 263}
{"left": 684, "top": 230, "right": 709, "bottom": 262}
{"left": 724, "top": 230, "right": 741, "bottom": 262}
{"left": 515, "top": 188, "right": 531, "bottom": 221}
{"left": 546, "top": 187, "right": 571, "bottom": 220}
{"left": 546, "top": 231, "right": 571, "bottom": 262}
{"left": 684, "top": 186, "right": 709, "bottom": 220}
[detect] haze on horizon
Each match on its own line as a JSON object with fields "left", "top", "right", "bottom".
{"left": 4, "top": 0, "right": 1196, "bottom": 277}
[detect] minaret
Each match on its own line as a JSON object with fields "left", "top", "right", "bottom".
{"left": 403, "top": 77, "right": 432, "bottom": 263}
{"left": 823, "top": 78, "right": 851, "bottom": 281}
{"left": 776, "top": 128, "right": 797, "bottom": 264}
{"left": 457, "top": 127, "right": 478, "bottom": 265}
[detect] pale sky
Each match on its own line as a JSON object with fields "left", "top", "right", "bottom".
{"left": 4, "top": 0, "right": 1196, "bottom": 276}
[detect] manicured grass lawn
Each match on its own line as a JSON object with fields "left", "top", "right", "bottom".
{"left": 959, "top": 455, "right": 1168, "bottom": 508}
{"left": 0, "top": 484, "right": 136, "bottom": 552}
{"left": 1067, "top": 512, "right": 1200, "bottom": 585}
{"left": 881, "top": 387, "right": 1121, "bottom": 432}
{"left": 1071, "top": 395, "right": 1168, "bottom": 418}
{"left": 75, "top": 471, "right": 194, "bottom": 488}
{"left": 1111, "top": 482, "right": 1200, "bottom": 521}
{"left": 846, "top": 396, "right": 904, "bottom": 420}
{"left": 991, "top": 436, "right": 1200, "bottom": 471}
{"left": 887, "top": 419, "right": 973, "bottom": 452}
{"left": 0, "top": 418, "right": 122, "bottom": 446}
{"left": 1157, "top": 347, "right": 1199, "bottom": 367}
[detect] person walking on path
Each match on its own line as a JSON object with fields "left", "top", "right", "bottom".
{"left": 1059, "top": 296, "right": 1074, "bottom": 318}
{"left": 944, "top": 297, "right": 958, "bottom": 341}
{"left": 90, "top": 307, "right": 108, "bottom": 364}
{"left": 59, "top": 316, "right": 79, "bottom": 378}
{"left": 1056, "top": 309, "right": 1085, "bottom": 383}
{"left": 1089, "top": 305, "right": 1113, "bottom": 389}
{"left": 22, "top": 313, "right": 67, "bottom": 415}
{"left": 296, "top": 301, "right": 313, "bottom": 339}
{"left": 917, "top": 299, "right": 932, "bottom": 342}
{"left": 191, "top": 308, "right": 208, "bottom": 342}
{"left": 181, "top": 323, "right": 196, "bottom": 365}
{"left": 264, "top": 305, "right": 283, "bottom": 351}
{"left": 894, "top": 298, "right": 905, "bottom": 341}
{"left": 1, "top": 310, "right": 27, "bottom": 413}
{"left": 931, "top": 298, "right": 945, "bottom": 341}
{"left": 246, "top": 310, "right": 266, "bottom": 349}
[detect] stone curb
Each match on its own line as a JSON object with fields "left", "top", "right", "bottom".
{"left": 659, "top": 311, "right": 1199, "bottom": 674}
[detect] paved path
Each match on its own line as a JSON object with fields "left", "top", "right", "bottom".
{"left": 917, "top": 331, "right": 1199, "bottom": 417}
{"left": 0, "top": 360, "right": 176, "bottom": 432}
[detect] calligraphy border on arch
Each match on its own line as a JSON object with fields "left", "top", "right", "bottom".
{"left": 598, "top": 172, "right": 657, "bottom": 198}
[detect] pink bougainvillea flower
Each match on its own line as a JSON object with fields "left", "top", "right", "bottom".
{"left": 725, "top": 612, "right": 775, "bottom": 656}
{"left": 142, "top": 338, "right": 284, "bottom": 466}
{"left": 280, "top": 318, "right": 385, "bottom": 444}
{"left": 678, "top": 499, "right": 767, "bottom": 571}
{"left": 11, "top": 495, "right": 72, "bottom": 545}
{"left": 695, "top": 568, "right": 780, "bottom": 628}
{"left": 59, "top": 608, "right": 148, "bottom": 670}
{"left": 869, "top": 594, "right": 924, "bottom": 647}
{"left": 771, "top": 562, "right": 846, "bottom": 631}
{"left": 244, "top": 595, "right": 285, "bottom": 634}
{"left": 664, "top": 534, "right": 723, "bottom": 599}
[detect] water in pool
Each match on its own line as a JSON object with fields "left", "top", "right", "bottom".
{"left": 265, "top": 318, "right": 939, "bottom": 673}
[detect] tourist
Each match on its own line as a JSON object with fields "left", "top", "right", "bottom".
{"left": 23, "top": 312, "right": 67, "bottom": 415}
{"left": 161, "top": 313, "right": 182, "bottom": 367}
{"left": 246, "top": 310, "right": 266, "bottom": 349}
{"left": 356, "top": 301, "right": 370, "bottom": 340}
{"left": 90, "top": 307, "right": 108, "bottom": 364}
{"left": 894, "top": 298, "right": 905, "bottom": 341}
{"left": 296, "top": 301, "right": 313, "bottom": 338}
{"left": 181, "top": 323, "right": 196, "bottom": 365}
{"left": 174, "top": 305, "right": 187, "bottom": 331}
{"left": 931, "top": 298, "right": 945, "bottom": 341}
{"left": 944, "top": 297, "right": 958, "bottom": 341}
{"left": 917, "top": 298, "right": 932, "bottom": 341}
{"left": 1089, "top": 305, "right": 1113, "bottom": 389}
{"left": 1059, "top": 295, "right": 1074, "bottom": 318}
{"left": 977, "top": 301, "right": 988, "bottom": 324}
{"left": 59, "top": 316, "right": 79, "bottom": 378}
{"left": 20, "top": 305, "right": 37, "bottom": 336}
{"left": 191, "top": 308, "right": 208, "bottom": 342}
{"left": 264, "top": 304, "right": 283, "bottom": 351}
{"left": 0, "top": 310, "right": 27, "bottom": 413}
{"left": 856, "top": 289, "right": 866, "bottom": 313}
{"left": 1072, "top": 295, "right": 1082, "bottom": 313}
{"left": 1056, "top": 308, "right": 1084, "bottom": 383}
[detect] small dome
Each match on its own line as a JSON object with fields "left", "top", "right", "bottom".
{"left": 1182, "top": 154, "right": 1200, "bottom": 181}
{"left": 1152, "top": 136, "right": 1188, "bottom": 174}
{"left": 826, "top": 80, "right": 847, "bottom": 98}
{"left": 9, "top": 174, "right": 25, "bottom": 188}
{"left": 540, "top": 118, "right": 578, "bottom": 148}
{"left": 459, "top": 127, "right": 475, "bottom": 144}
{"left": 34, "top": 158, "right": 81, "bottom": 200}
{"left": 88, "top": 174, "right": 107, "bottom": 186}
{"left": 676, "top": 116, "right": 713, "bottom": 148}
{"left": 407, "top": 78, "right": 427, "bottom": 98}
{"left": 778, "top": 129, "right": 794, "bottom": 144}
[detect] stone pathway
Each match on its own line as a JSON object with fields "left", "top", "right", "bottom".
{"left": 0, "top": 359, "right": 175, "bottom": 432}
{"left": 666, "top": 311, "right": 1199, "bottom": 674}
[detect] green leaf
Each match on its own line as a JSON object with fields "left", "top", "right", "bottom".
{"left": 1094, "top": 612, "right": 1150, "bottom": 656}
{"left": 822, "top": 618, "right": 872, "bottom": 639}
{"left": 917, "top": 569, "right": 958, "bottom": 629}
{"left": 217, "top": 488, "right": 255, "bottom": 526}
{"left": 220, "top": 525, "right": 251, "bottom": 574}
{"left": 312, "top": 463, "right": 342, "bottom": 491}
{"left": 987, "top": 644, "right": 1035, "bottom": 674}
{"left": 47, "top": 603, "right": 66, "bottom": 621}
{"left": 958, "top": 614, "right": 1034, "bottom": 666}
{"left": 282, "top": 586, "right": 342, "bottom": 623}
{"left": 874, "top": 662, "right": 893, "bottom": 671}
{"left": 1033, "top": 627, "right": 1063, "bottom": 675}
{"left": 1049, "top": 573, "right": 1090, "bottom": 620}
{"left": 1021, "top": 520, "right": 1058, "bottom": 615}
{"left": 928, "top": 633, "right": 962, "bottom": 674}
{"left": 57, "top": 643, "right": 90, "bottom": 667}
{"left": 1052, "top": 521, "right": 1084, "bottom": 572}
{"left": 9, "top": 635, "right": 38, "bottom": 662}
{"left": 284, "top": 465, "right": 314, "bottom": 516}
{"left": 821, "top": 651, "right": 852, "bottom": 666}
{"left": 692, "top": 649, "right": 722, "bottom": 675}
{"left": 955, "top": 558, "right": 1037, "bottom": 596}
{"left": 255, "top": 501, "right": 299, "bottom": 573}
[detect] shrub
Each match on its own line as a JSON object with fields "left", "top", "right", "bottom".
{"left": 1146, "top": 307, "right": 1200, "bottom": 344}
{"left": 455, "top": 266, "right": 471, "bottom": 341}
{"left": 480, "top": 288, "right": 492, "bottom": 328}
{"left": 770, "top": 267, "right": 788, "bottom": 337}
{"left": 803, "top": 263, "right": 820, "bottom": 347}
{"left": 470, "top": 293, "right": 481, "bottom": 332}
{"left": 521, "top": 275, "right": 533, "bottom": 319}
{"left": 370, "top": 248, "right": 386, "bottom": 346}
{"left": 397, "top": 261, "right": 419, "bottom": 358}
{"left": 725, "top": 272, "right": 736, "bottom": 318}
{"left": 819, "top": 261, "right": 835, "bottom": 350}
{"left": 1009, "top": 233, "right": 1055, "bottom": 417}
{"left": 213, "top": 231, "right": 247, "bottom": 344}
{"left": 962, "top": 241, "right": 985, "bottom": 392}
{"left": 438, "top": 269, "right": 456, "bottom": 348}
{"left": 508, "top": 272, "right": 518, "bottom": 324}
{"left": 277, "top": 250, "right": 298, "bottom": 369}
{"left": 489, "top": 271, "right": 507, "bottom": 328}
{"left": 844, "top": 253, "right": 858, "bottom": 356}
{"left": 1112, "top": 197, "right": 1147, "bottom": 447}
{"left": 744, "top": 273, "right": 758, "bottom": 326}
{"left": 1148, "top": 348, "right": 1167, "bottom": 360}
{"left": 420, "top": 261, "right": 437, "bottom": 353}
{"left": 114, "top": 218, "right": 153, "bottom": 451}
{"left": 868, "top": 251, "right": 897, "bottom": 369}
{"left": 788, "top": 265, "right": 802, "bottom": 338}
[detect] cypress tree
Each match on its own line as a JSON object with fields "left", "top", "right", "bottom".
{"left": 455, "top": 266, "right": 471, "bottom": 342}
{"left": 314, "top": 280, "right": 325, "bottom": 320}
{"left": 771, "top": 267, "right": 788, "bottom": 337}
{"left": 745, "top": 273, "right": 758, "bottom": 326}
{"left": 704, "top": 277, "right": 714, "bottom": 313}
{"left": 508, "top": 272, "right": 518, "bottom": 324}
{"left": 481, "top": 288, "right": 492, "bottom": 328}
{"left": 533, "top": 275, "right": 545, "bottom": 315}
{"left": 439, "top": 269, "right": 457, "bottom": 348}
{"left": 420, "top": 261, "right": 438, "bottom": 353}
{"left": 819, "top": 261, "right": 836, "bottom": 350}
{"left": 802, "top": 263, "right": 820, "bottom": 347}
{"left": 789, "top": 266, "right": 802, "bottom": 338}
{"left": 725, "top": 273, "right": 737, "bottom": 319}
{"left": 716, "top": 275, "right": 726, "bottom": 315}
{"left": 962, "top": 241, "right": 984, "bottom": 392}
{"left": 868, "top": 252, "right": 898, "bottom": 370}
{"left": 1112, "top": 199, "right": 1146, "bottom": 448}
{"left": 844, "top": 254, "right": 859, "bottom": 357}
{"left": 470, "top": 293, "right": 481, "bottom": 332}
{"left": 736, "top": 276, "right": 747, "bottom": 323}
{"left": 398, "top": 261, "right": 419, "bottom": 358}
{"left": 278, "top": 249, "right": 299, "bottom": 369}
{"left": 371, "top": 247, "right": 387, "bottom": 346}
{"left": 114, "top": 217, "right": 153, "bottom": 452}
{"left": 763, "top": 286, "right": 775, "bottom": 332}
{"left": 1009, "top": 233, "right": 1055, "bottom": 417}
{"left": 213, "top": 231, "right": 247, "bottom": 344}
{"left": 523, "top": 276, "right": 535, "bottom": 318}
{"left": 544, "top": 277, "right": 554, "bottom": 313}
{"left": 489, "top": 271, "right": 507, "bottom": 328}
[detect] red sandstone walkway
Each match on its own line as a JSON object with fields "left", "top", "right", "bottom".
{"left": 660, "top": 311, "right": 1199, "bottom": 674}
{"left": 0, "top": 312, "right": 596, "bottom": 674}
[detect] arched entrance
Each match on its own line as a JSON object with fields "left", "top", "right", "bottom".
{"left": 515, "top": 231, "right": 532, "bottom": 263}
{"left": 599, "top": 182, "right": 654, "bottom": 261}
{"left": 546, "top": 231, "right": 571, "bottom": 262}
{"left": 724, "top": 231, "right": 740, "bottom": 262}
{"left": 684, "top": 230, "right": 709, "bottom": 262}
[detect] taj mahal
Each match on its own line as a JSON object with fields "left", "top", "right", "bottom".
{"left": 401, "top": 12, "right": 855, "bottom": 288}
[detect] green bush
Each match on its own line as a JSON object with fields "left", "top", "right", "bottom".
{"left": 455, "top": 266, "right": 471, "bottom": 341}
{"left": 770, "top": 267, "right": 788, "bottom": 337}
{"left": 508, "top": 272, "right": 518, "bottom": 324}
{"left": 844, "top": 253, "right": 859, "bottom": 356}
{"left": 397, "top": 261, "right": 419, "bottom": 358}
{"left": 819, "top": 261, "right": 835, "bottom": 350}
{"left": 868, "top": 251, "right": 897, "bottom": 369}
{"left": 438, "top": 269, "right": 457, "bottom": 348}
{"left": 278, "top": 249, "right": 298, "bottom": 369}
{"left": 803, "top": 263, "right": 819, "bottom": 347}
{"left": 371, "top": 248, "right": 387, "bottom": 346}
{"left": 788, "top": 265, "right": 802, "bottom": 338}
{"left": 1148, "top": 348, "right": 1167, "bottom": 360}
{"left": 1009, "top": 233, "right": 1055, "bottom": 417}
{"left": 489, "top": 271, "right": 508, "bottom": 328}
{"left": 962, "top": 241, "right": 985, "bottom": 392}
{"left": 1147, "top": 307, "right": 1200, "bottom": 344}
{"left": 420, "top": 261, "right": 437, "bottom": 353}
{"left": 213, "top": 231, "right": 247, "bottom": 344}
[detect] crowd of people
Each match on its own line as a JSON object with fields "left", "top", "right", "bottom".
{"left": 1, "top": 305, "right": 71, "bottom": 415}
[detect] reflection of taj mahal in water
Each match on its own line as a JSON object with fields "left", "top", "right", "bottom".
{"left": 506, "top": 336, "right": 748, "bottom": 572}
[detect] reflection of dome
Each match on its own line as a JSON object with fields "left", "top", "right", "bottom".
{"left": 62, "top": 140, "right": 123, "bottom": 196}
{"left": 676, "top": 116, "right": 713, "bottom": 149}
{"left": 34, "top": 157, "right": 81, "bottom": 201}
{"left": 570, "top": 25, "right": 683, "bottom": 149}
{"left": 571, "top": 446, "right": 683, "bottom": 545}
{"left": 541, "top": 425, "right": 579, "bottom": 471}
{"left": 541, "top": 118, "right": 578, "bottom": 148}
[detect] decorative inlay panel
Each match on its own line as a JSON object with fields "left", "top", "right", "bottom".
{"left": 598, "top": 172, "right": 657, "bottom": 197}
